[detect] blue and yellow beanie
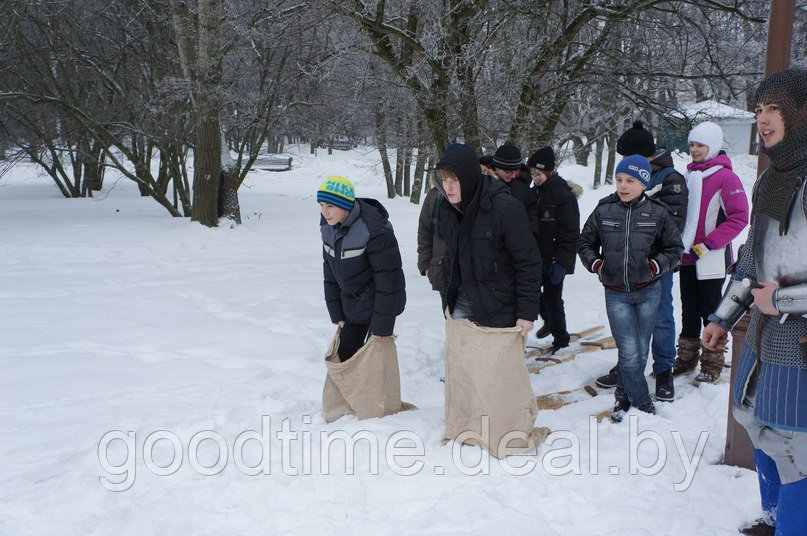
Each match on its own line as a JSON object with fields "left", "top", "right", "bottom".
{"left": 317, "top": 176, "right": 355, "bottom": 211}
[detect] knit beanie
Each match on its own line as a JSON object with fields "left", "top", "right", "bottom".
{"left": 527, "top": 146, "right": 556, "bottom": 171}
{"left": 316, "top": 176, "right": 355, "bottom": 211}
{"left": 492, "top": 143, "right": 523, "bottom": 170}
{"left": 615, "top": 155, "right": 651, "bottom": 188}
{"left": 444, "top": 142, "right": 464, "bottom": 156}
{"left": 688, "top": 121, "right": 724, "bottom": 161}
{"left": 617, "top": 121, "right": 656, "bottom": 157}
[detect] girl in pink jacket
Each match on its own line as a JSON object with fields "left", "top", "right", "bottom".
{"left": 674, "top": 121, "right": 749, "bottom": 383}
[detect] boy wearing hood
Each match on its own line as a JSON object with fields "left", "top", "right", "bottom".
{"left": 318, "top": 176, "right": 406, "bottom": 362}
{"left": 432, "top": 144, "right": 541, "bottom": 335}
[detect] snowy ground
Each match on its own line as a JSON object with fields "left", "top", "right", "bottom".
{"left": 1, "top": 146, "right": 762, "bottom": 535}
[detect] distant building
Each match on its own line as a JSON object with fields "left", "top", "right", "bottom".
{"left": 667, "top": 100, "right": 757, "bottom": 156}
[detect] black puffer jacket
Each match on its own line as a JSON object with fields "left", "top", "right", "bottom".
{"left": 649, "top": 149, "right": 688, "bottom": 232}
{"left": 321, "top": 198, "right": 406, "bottom": 335}
{"left": 532, "top": 172, "right": 580, "bottom": 274}
{"left": 434, "top": 146, "right": 542, "bottom": 327}
{"left": 578, "top": 193, "right": 683, "bottom": 292}
{"left": 502, "top": 166, "right": 541, "bottom": 246}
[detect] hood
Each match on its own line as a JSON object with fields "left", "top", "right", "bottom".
{"left": 435, "top": 144, "right": 482, "bottom": 210}
{"left": 319, "top": 198, "right": 388, "bottom": 236}
{"left": 687, "top": 152, "right": 732, "bottom": 173}
{"left": 650, "top": 148, "right": 674, "bottom": 170}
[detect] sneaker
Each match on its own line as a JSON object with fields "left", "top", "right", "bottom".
{"left": 535, "top": 324, "right": 551, "bottom": 339}
{"left": 595, "top": 366, "right": 618, "bottom": 389}
{"left": 695, "top": 371, "right": 720, "bottom": 384}
{"left": 550, "top": 342, "right": 569, "bottom": 355}
{"left": 610, "top": 399, "right": 631, "bottom": 423}
{"left": 654, "top": 369, "right": 675, "bottom": 402}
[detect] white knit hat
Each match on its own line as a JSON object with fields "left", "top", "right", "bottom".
{"left": 688, "top": 121, "right": 724, "bottom": 161}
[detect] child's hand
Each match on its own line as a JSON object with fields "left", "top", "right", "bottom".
{"left": 515, "top": 319, "right": 534, "bottom": 338}
{"left": 690, "top": 243, "right": 709, "bottom": 259}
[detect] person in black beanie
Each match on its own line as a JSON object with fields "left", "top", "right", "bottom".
{"left": 491, "top": 143, "right": 541, "bottom": 246}
{"left": 528, "top": 146, "right": 580, "bottom": 354}
{"left": 595, "top": 120, "right": 688, "bottom": 403}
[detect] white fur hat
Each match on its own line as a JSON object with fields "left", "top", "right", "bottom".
{"left": 688, "top": 121, "right": 724, "bottom": 161}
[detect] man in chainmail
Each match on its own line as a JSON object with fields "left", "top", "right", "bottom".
{"left": 702, "top": 68, "right": 807, "bottom": 535}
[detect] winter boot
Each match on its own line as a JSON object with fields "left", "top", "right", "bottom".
{"left": 696, "top": 345, "right": 725, "bottom": 383}
{"left": 673, "top": 336, "right": 700, "bottom": 376}
{"left": 654, "top": 368, "right": 675, "bottom": 402}
{"left": 610, "top": 398, "right": 631, "bottom": 423}
{"left": 596, "top": 366, "right": 618, "bottom": 389}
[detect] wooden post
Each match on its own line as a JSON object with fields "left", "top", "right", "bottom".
{"left": 756, "top": 0, "right": 796, "bottom": 176}
{"left": 723, "top": 314, "right": 755, "bottom": 469}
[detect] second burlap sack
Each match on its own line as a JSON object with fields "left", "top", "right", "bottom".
{"left": 322, "top": 326, "right": 414, "bottom": 423}
{"left": 442, "top": 316, "right": 548, "bottom": 458}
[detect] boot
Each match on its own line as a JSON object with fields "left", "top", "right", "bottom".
{"left": 673, "top": 336, "right": 700, "bottom": 376}
{"left": 696, "top": 345, "right": 725, "bottom": 383}
{"left": 655, "top": 368, "right": 675, "bottom": 402}
{"left": 596, "top": 366, "right": 618, "bottom": 388}
{"left": 610, "top": 398, "right": 631, "bottom": 423}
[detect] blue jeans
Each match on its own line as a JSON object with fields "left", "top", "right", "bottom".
{"left": 651, "top": 271, "right": 676, "bottom": 375}
{"left": 605, "top": 281, "right": 661, "bottom": 410}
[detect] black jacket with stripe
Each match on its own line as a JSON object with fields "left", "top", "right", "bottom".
{"left": 321, "top": 198, "right": 406, "bottom": 336}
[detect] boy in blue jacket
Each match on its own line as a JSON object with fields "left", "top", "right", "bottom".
{"left": 578, "top": 156, "right": 683, "bottom": 422}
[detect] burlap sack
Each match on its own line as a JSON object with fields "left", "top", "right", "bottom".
{"left": 322, "top": 326, "right": 414, "bottom": 423}
{"left": 442, "top": 316, "right": 548, "bottom": 458}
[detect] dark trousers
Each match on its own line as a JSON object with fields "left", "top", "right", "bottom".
{"left": 679, "top": 264, "right": 725, "bottom": 338}
{"left": 539, "top": 277, "right": 570, "bottom": 345}
{"left": 337, "top": 321, "right": 370, "bottom": 362}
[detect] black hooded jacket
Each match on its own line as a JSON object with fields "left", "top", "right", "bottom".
{"left": 649, "top": 149, "right": 688, "bottom": 232}
{"left": 531, "top": 172, "right": 580, "bottom": 274}
{"left": 321, "top": 198, "right": 406, "bottom": 336}
{"left": 433, "top": 145, "right": 542, "bottom": 327}
{"left": 502, "top": 166, "right": 541, "bottom": 246}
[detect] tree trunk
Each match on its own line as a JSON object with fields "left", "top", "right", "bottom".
{"left": 191, "top": 109, "right": 222, "bottom": 227}
{"left": 218, "top": 135, "right": 241, "bottom": 224}
{"left": 394, "top": 146, "right": 404, "bottom": 196}
{"left": 593, "top": 136, "right": 604, "bottom": 189}
{"left": 374, "top": 105, "right": 395, "bottom": 198}
{"left": 410, "top": 146, "right": 427, "bottom": 204}
{"left": 403, "top": 145, "right": 412, "bottom": 197}
{"left": 605, "top": 129, "right": 617, "bottom": 185}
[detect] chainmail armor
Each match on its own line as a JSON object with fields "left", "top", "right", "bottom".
{"left": 743, "top": 180, "right": 807, "bottom": 369}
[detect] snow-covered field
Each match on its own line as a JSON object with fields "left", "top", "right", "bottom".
{"left": 1, "top": 146, "right": 762, "bottom": 535}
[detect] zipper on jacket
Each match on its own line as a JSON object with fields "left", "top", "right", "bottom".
{"left": 623, "top": 204, "right": 631, "bottom": 291}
